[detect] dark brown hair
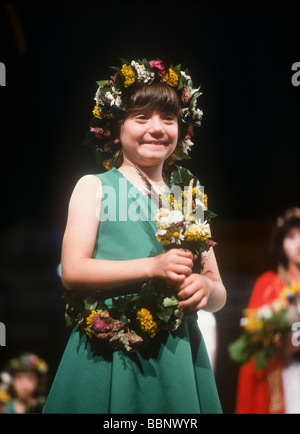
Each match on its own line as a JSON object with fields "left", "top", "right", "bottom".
{"left": 106, "top": 81, "right": 188, "bottom": 168}
{"left": 267, "top": 207, "right": 300, "bottom": 271}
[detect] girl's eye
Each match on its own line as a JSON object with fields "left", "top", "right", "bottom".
{"left": 136, "top": 114, "right": 148, "bottom": 121}
{"left": 163, "top": 115, "right": 176, "bottom": 122}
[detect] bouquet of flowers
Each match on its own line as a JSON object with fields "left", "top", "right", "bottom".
{"left": 228, "top": 282, "right": 300, "bottom": 370}
{"left": 155, "top": 167, "right": 216, "bottom": 272}
{"left": 63, "top": 167, "right": 217, "bottom": 354}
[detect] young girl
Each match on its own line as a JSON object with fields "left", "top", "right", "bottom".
{"left": 44, "top": 59, "right": 226, "bottom": 414}
{"left": 0, "top": 353, "right": 48, "bottom": 414}
{"left": 235, "top": 207, "right": 300, "bottom": 413}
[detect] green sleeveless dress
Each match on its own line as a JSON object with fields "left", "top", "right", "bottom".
{"left": 43, "top": 168, "right": 222, "bottom": 414}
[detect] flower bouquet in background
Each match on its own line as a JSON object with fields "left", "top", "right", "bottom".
{"left": 228, "top": 282, "right": 300, "bottom": 370}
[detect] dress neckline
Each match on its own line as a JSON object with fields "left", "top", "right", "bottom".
{"left": 112, "top": 167, "right": 168, "bottom": 196}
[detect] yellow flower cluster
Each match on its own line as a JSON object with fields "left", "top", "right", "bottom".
{"left": 102, "top": 159, "right": 112, "bottom": 171}
{"left": 240, "top": 283, "right": 300, "bottom": 335}
{"left": 0, "top": 389, "right": 10, "bottom": 404}
{"left": 278, "top": 282, "right": 300, "bottom": 302}
{"left": 121, "top": 64, "right": 136, "bottom": 87}
{"left": 160, "top": 189, "right": 207, "bottom": 211}
{"left": 243, "top": 309, "right": 264, "bottom": 332}
{"left": 182, "top": 187, "right": 208, "bottom": 207}
{"left": 136, "top": 308, "right": 158, "bottom": 338}
{"left": 184, "top": 223, "right": 211, "bottom": 243}
{"left": 92, "top": 104, "right": 114, "bottom": 119}
{"left": 162, "top": 68, "right": 179, "bottom": 87}
{"left": 159, "top": 193, "right": 181, "bottom": 210}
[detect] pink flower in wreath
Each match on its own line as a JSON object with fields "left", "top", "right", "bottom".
{"left": 149, "top": 60, "right": 166, "bottom": 78}
{"left": 90, "top": 127, "right": 111, "bottom": 139}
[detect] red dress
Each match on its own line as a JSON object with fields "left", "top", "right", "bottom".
{"left": 235, "top": 271, "right": 286, "bottom": 413}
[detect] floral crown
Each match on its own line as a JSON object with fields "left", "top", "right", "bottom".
{"left": 7, "top": 353, "right": 48, "bottom": 376}
{"left": 85, "top": 58, "right": 203, "bottom": 168}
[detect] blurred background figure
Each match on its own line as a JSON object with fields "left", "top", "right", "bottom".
{"left": 0, "top": 352, "right": 48, "bottom": 413}
{"left": 235, "top": 207, "right": 300, "bottom": 413}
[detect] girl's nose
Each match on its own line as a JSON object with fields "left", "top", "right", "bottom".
{"left": 148, "top": 116, "right": 164, "bottom": 135}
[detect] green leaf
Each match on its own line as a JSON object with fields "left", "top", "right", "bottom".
{"left": 156, "top": 306, "right": 174, "bottom": 323}
{"left": 254, "top": 350, "right": 268, "bottom": 370}
{"left": 95, "top": 148, "right": 104, "bottom": 165}
{"left": 163, "top": 296, "right": 179, "bottom": 308}
{"left": 172, "top": 64, "right": 181, "bottom": 74}
{"left": 64, "top": 312, "right": 74, "bottom": 328}
{"left": 228, "top": 337, "right": 253, "bottom": 365}
{"left": 176, "top": 151, "right": 191, "bottom": 161}
{"left": 206, "top": 209, "right": 218, "bottom": 220}
{"left": 190, "top": 91, "right": 201, "bottom": 107}
{"left": 83, "top": 296, "right": 99, "bottom": 312}
{"left": 169, "top": 166, "right": 200, "bottom": 189}
{"left": 119, "top": 57, "right": 129, "bottom": 66}
{"left": 96, "top": 80, "right": 109, "bottom": 87}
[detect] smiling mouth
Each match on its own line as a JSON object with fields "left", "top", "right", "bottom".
{"left": 142, "top": 141, "right": 168, "bottom": 145}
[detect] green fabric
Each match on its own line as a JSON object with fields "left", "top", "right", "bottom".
{"left": 43, "top": 168, "right": 222, "bottom": 414}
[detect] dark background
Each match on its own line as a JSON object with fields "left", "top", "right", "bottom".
{"left": 0, "top": 0, "right": 299, "bottom": 413}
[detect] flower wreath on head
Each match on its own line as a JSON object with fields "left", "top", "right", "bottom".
{"left": 83, "top": 58, "right": 203, "bottom": 169}
{"left": 64, "top": 58, "right": 217, "bottom": 356}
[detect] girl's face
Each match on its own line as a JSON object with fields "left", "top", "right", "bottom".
{"left": 283, "top": 227, "right": 300, "bottom": 266}
{"left": 12, "top": 371, "right": 39, "bottom": 400}
{"left": 117, "top": 111, "right": 179, "bottom": 167}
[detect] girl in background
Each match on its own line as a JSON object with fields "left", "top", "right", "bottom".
{"left": 0, "top": 352, "right": 48, "bottom": 413}
{"left": 236, "top": 207, "right": 300, "bottom": 413}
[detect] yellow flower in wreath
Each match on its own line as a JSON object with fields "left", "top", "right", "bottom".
{"left": 121, "top": 64, "right": 136, "bottom": 87}
{"left": 137, "top": 308, "right": 159, "bottom": 338}
{"left": 162, "top": 68, "right": 179, "bottom": 87}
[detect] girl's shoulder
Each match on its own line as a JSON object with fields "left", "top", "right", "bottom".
{"left": 68, "top": 174, "right": 102, "bottom": 211}
{"left": 71, "top": 173, "right": 102, "bottom": 195}
{"left": 70, "top": 169, "right": 122, "bottom": 205}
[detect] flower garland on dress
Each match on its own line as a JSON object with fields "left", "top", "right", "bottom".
{"left": 83, "top": 58, "right": 203, "bottom": 167}
{"left": 228, "top": 282, "right": 300, "bottom": 370}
